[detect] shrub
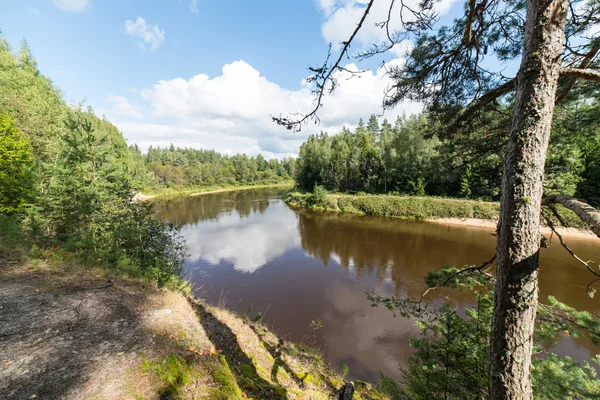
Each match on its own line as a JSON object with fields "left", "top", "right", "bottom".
{"left": 310, "top": 184, "right": 328, "bottom": 207}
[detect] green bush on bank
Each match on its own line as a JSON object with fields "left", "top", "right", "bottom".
{"left": 286, "top": 191, "right": 500, "bottom": 220}
{"left": 285, "top": 192, "right": 586, "bottom": 229}
{"left": 309, "top": 184, "right": 328, "bottom": 207}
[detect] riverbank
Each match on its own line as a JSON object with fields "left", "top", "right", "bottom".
{"left": 137, "top": 181, "right": 294, "bottom": 201}
{"left": 430, "top": 217, "right": 596, "bottom": 239}
{"left": 0, "top": 254, "right": 385, "bottom": 399}
{"left": 285, "top": 192, "right": 597, "bottom": 239}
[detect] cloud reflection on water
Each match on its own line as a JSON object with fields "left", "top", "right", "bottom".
{"left": 182, "top": 202, "right": 300, "bottom": 273}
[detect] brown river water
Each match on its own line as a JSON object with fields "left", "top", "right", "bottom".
{"left": 155, "top": 187, "right": 600, "bottom": 383}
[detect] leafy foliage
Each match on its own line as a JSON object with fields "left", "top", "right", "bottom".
{"left": 0, "top": 37, "right": 186, "bottom": 286}
{"left": 377, "top": 275, "right": 600, "bottom": 400}
{"left": 0, "top": 114, "right": 33, "bottom": 213}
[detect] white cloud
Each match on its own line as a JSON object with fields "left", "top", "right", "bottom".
{"left": 123, "top": 17, "right": 165, "bottom": 51}
{"left": 320, "top": 0, "right": 457, "bottom": 50}
{"left": 106, "top": 58, "right": 421, "bottom": 157}
{"left": 189, "top": 0, "right": 199, "bottom": 15}
{"left": 316, "top": 0, "right": 338, "bottom": 15}
{"left": 389, "top": 39, "right": 414, "bottom": 58}
{"left": 51, "top": 0, "right": 89, "bottom": 12}
{"left": 104, "top": 95, "right": 144, "bottom": 119}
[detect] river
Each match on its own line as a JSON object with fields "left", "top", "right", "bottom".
{"left": 155, "top": 187, "right": 600, "bottom": 383}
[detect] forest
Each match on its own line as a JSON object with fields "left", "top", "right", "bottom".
{"left": 294, "top": 110, "right": 600, "bottom": 206}
{"left": 133, "top": 145, "right": 294, "bottom": 192}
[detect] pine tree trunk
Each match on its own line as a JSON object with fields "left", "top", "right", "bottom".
{"left": 489, "top": 0, "right": 568, "bottom": 398}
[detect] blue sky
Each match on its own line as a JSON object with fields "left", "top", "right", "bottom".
{"left": 1, "top": 0, "right": 466, "bottom": 157}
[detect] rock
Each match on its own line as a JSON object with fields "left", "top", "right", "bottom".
{"left": 338, "top": 381, "right": 354, "bottom": 400}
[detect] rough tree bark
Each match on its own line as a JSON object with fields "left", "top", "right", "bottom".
{"left": 489, "top": 0, "right": 569, "bottom": 398}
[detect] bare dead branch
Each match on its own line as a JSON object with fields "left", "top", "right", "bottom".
{"left": 542, "top": 194, "right": 600, "bottom": 238}
{"left": 272, "top": 0, "right": 375, "bottom": 131}
{"left": 542, "top": 211, "right": 600, "bottom": 297}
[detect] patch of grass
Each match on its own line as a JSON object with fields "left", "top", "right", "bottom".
{"left": 301, "top": 372, "right": 320, "bottom": 387}
{"left": 545, "top": 203, "right": 589, "bottom": 229}
{"left": 140, "top": 354, "right": 197, "bottom": 398}
{"left": 206, "top": 355, "right": 243, "bottom": 399}
{"left": 286, "top": 191, "right": 587, "bottom": 229}
{"left": 342, "top": 362, "right": 349, "bottom": 378}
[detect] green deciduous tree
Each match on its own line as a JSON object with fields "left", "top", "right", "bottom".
{"left": 0, "top": 114, "right": 33, "bottom": 213}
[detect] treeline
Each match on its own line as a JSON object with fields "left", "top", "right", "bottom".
{"left": 129, "top": 145, "right": 295, "bottom": 191}
{"left": 295, "top": 110, "right": 600, "bottom": 205}
{"left": 0, "top": 38, "right": 199, "bottom": 287}
{"left": 0, "top": 36, "right": 190, "bottom": 285}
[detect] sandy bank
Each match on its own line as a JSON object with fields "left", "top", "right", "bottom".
{"left": 427, "top": 217, "right": 598, "bottom": 240}
{"left": 133, "top": 192, "right": 156, "bottom": 201}
{"left": 189, "top": 187, "right": 251, "bottom": 197}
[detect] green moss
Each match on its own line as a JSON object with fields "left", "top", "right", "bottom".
{"left": 274, "top": 386, "right": 288, "bottom": 397}
{"left": 302, "top": 373, "right": 320, "bottom": 386}
{"left": 288, "top": 388, "right": 306, "bottom": 397}
{"left": 264, "top": 351, "right": 274, "bottom": 363}
{"left": 140, "top": 354, "right": 196, "bottom": 398}
{"left": 328, "top": 376, "right": 343, "bottom": 388}
{"left": 239, "top": 364, "right": 257, "bottom": 379}
{"left": 207, "top": 355, "right": 243, "bottom": 399}
{"left": 276, "top": 367, "right": 291, "bottom": 383}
